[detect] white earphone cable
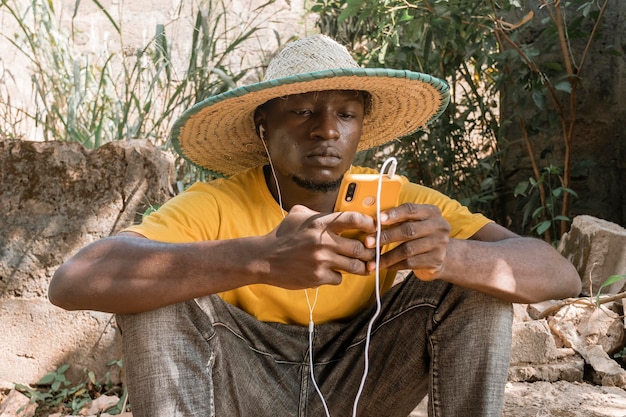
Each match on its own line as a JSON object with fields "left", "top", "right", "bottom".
{"left": 351, "top": 156, "right": 397, "bottom": 416}
{"left": 259, "top": 126, "right": 284, "bottom": 213}
{"left": 305, "top": 288, "right": 332, "bottom": 417}
{"left": 260, "top": 126, "right": 331, "bottom": 415}
{"left": 260, "top": 127, "right": 396, "bottom": 416}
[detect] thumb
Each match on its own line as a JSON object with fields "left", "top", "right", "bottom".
{"left": 288, "top": 204, "right": 317, "bottom": 215}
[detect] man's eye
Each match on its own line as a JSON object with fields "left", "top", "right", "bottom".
{"left": 293, "top": 109, "right": 311, "bottom": 116}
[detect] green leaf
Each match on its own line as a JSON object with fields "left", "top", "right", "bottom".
{"left": 57, "top": 364, "right": 71, "bottom": 374}
{"left": 552, "top": 215, "right": 570, "bottom": 222}
{"left": 554, "top": 80, "right": 572, "bottom": 93}
{"left": 532, "top": 90, "right": 545, "bottom": 110}
{"left": 399, "top": 9, "right": 412, "bottom": 22}
{"left": 143, "top": 205, "right": 160, "bottom": 218}
{"left": 14, "top": 383, "right": 35, "bottom": 396}
{"left": 535, "top": 220, "right": 551, "bottom": 235}
{"left": 560, "top": 187, "right": 579, "bottom": 198}
{"left": 514, "top": 181, "right": 528, "bottom": 196}
{"left": 543, "top": 62, "right": 563, "bottom": 72}
{"left": 596, "top": 275, "right": 626, "bottom": 307}
{"left": 38, "top": 372, "right": 57, "bottom": 385}
{"left": 480, "top": 177, "right": 495, "bottom": 189}
{"left": 51, "top": 380, "right": 62, "bottom": 392}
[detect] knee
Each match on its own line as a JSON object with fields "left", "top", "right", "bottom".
{"left": 448, "top": 286, "right": 514, "bottom": 335}
{"left": 464, "top": 288, "right": 513, "bottom": 341}
{"left": 116, "top": 303, "right": 178, "bottom": 337}
{"left": 116, "top": 301, "right": 215, "bottom": 351}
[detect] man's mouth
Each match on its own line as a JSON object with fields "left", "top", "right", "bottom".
{"left": 307, "top": 147, "right": 342, "bottom": 166}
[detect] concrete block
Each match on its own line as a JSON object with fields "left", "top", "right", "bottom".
{"left": 510, "top": 319, "right": 561, "bottom": 365}
{"left": 0, "top": 299, "right": 120, "bottom": 385}
{"left": 508, "top": 355, "right": 585, "bottom": 383}
{"left": 557, "top": 215, "right": 626, "bottom": 296}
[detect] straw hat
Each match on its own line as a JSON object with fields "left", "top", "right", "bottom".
{"left": 171, "top": 34, "right": 450, "bottom": 176}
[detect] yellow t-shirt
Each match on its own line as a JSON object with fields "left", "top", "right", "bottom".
{"left": 125, "top": 165, "right": 491, "bottom": 325}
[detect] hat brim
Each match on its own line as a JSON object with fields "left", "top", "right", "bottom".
{"left": 171, "top": 68, "right": 450, "bottom": 176}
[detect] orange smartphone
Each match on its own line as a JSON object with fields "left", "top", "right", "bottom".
{"left": 334, "top": 173, "right": 403, "bottom": 217}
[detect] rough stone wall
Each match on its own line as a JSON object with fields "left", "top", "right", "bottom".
{"left": 557, "top": 215, "right": 626, "bottom": 296}
{"left": 0, "top": 139, "right": 175, "bottom": 385}
{"left": 0, "top": 0, "right": 309, "bottom": 140}
{"left": 0, "top": 0, "right": 309, "bottom": 388}
{"left": 500, "top": 1, "right": 625, "bottom": 232}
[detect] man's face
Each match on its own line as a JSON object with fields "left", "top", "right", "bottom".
{"left": 258, "top": 90, "right": 366, "bottom": 193}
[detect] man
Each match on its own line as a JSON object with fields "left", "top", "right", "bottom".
{"left": 50, "top": 34, "right": 581, "bottom": 417}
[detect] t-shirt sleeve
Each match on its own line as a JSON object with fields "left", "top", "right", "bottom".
{"left": 399, "top": 181, "right": 492, "bottom": 240}
{"left": 123, "top": 183, "right": 220, "bottom": 243}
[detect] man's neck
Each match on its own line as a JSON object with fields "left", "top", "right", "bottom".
{"left": 263, "top": 165, "right": 339, "bottom": 213}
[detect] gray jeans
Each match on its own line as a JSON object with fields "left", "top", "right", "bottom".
{"left": 117, "top": 275, "right": 513, "bottom": 417}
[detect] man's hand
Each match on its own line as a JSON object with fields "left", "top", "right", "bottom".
{"left": 363, "top": 203, "right": 451, "bottom": 280}
{"left": 258, "top": 205, "right": 377, "bottom": 289}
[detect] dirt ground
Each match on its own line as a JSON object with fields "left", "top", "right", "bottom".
{"left": 2, "top": 380, "right": 625, "bottom": 416}
{"left": 502, "top": 381, "right": 626, "bottom": 417}
{"left": 409, "top": 381, "right": 626, "bottom": 417}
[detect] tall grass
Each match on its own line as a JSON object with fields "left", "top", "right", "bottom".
{"left": 0, "top": 0, "right": 280, "bottom": 152}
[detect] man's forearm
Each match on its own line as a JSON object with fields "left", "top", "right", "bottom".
{"left": 49, "top": 235, "right": 262, "bottom": 314}
{"left": 438, "top": 236, "right": 581, "bottom": 303}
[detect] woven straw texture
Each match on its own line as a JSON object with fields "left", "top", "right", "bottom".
{"left": 171, "top": 35, "right": 450, "bottom": 176}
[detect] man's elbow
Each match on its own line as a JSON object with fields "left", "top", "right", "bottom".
{"left": 48, "top": 265, "right": 80, "bottom": 311}
{"left": 554, "top": 262, "right": 582, "bottom": 300}
{"left": 565, "top": 270, "right": 583, "bottom": 298}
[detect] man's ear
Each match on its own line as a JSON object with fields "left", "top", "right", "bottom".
{"left": 253, "top": 107, "right": 266, "bottom": 138}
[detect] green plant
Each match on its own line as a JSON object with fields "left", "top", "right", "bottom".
{"left": 313, "top": 0, "right": 512, "bottom": 219}
{"left": 493, "top": 0, "right": 612, "bottom": 240}
{"left": 0, "top": 0, "right": 280, "bottom": 187}
{"left": 310, "top": 0, "right": 615, "bottom": 239}
{"left": 15, "top": 360, "right": 126, "bottom": 416}
{"left": 596, "top": 274, "right": 626, "bottom": 308}
{"left": 514, "top": 164, "right": 578, "bottom": 243}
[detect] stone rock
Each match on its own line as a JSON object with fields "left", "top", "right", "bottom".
{"left": 0, "top": 389, "right": 36, "bottom": 417}
{"left": 508, "top": 355, "right": 584, "bottom": 383}
{"left": 510, "top": 319, "right": 561, "bottom": 364}
{"left": 0, "top": 139, "right": 175, "bottom": 384}
{"left": 557, "top": 215, "right": 626, "bottom": 296}
{"left": 512, "top": 303, "right": 532, "bottom": 322}
{"left": 78, "top": 394, "right": 120, "bottom": 416}
{"left": 549, "top": 303, "right": 626, "bottom": 387}
{"left": 0, "top": 299, "right": 120, "bottom": 387}
{"left": 527, "top": 299, "right": 562, "bottom": 320}
{"left": 549, "top": 303, "right": 624, "bottom": 355}
{"left": 509, "top": 318, "right": 584, "bottom": 383}
{"left": 0, "top": 139, "right": 175, "bottom": 299}
{"left": 500, "top": 381, "right": 626, "bottom": 417}
{"left": 584, "top": 344, "right": 626, "bottom": 387}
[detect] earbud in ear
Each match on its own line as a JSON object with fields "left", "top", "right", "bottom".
{"left": 259, "top": 125, "right": 265, "bottom": 140}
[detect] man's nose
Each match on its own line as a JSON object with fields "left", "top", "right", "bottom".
{"left": 310, "top": 112, "right": 340, "bottom": 140}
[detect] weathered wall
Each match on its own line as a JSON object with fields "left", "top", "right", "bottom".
{"left": 0, "top": 139, "right": 175, "bottom": 385}
{"left": 500, "top": 1, "right": 626, "bottom": 233}
{"left": 0, "top": 0, "right": 310, "bottom": 140}
{"left": 0, "top": 0, "right": 308, "bottom": 385}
